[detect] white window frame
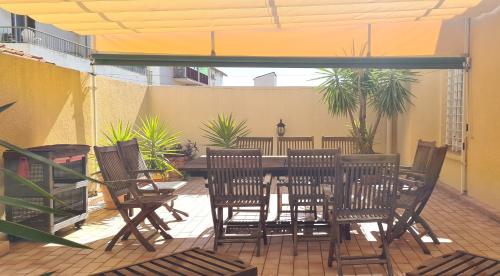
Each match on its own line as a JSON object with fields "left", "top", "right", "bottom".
{"left": 446, "top": 69, "right": 464, "bottom": 153}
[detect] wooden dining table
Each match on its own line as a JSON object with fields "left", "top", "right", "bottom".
{"left": 178, "top": 155, "right": 289, "bottom": 177}
{"left": 177, "top": 155, "right": 351, "bottom": 239}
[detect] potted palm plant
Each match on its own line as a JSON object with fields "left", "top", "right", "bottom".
{"left": 135, "top": 115, "right": 181, "bottom": 181}
{"left": 201, "top": 113, "right": 250, "bottom": 148}
{"left": 316, "top": 68, "right": 417, "bottom": 153}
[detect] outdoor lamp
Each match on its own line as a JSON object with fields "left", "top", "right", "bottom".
{"left": 276, "top": 119, "right": 286, "bottom": 137}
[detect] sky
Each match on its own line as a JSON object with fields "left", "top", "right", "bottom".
{"left": 218, "top": 67, "right": 325, "bottom": 87}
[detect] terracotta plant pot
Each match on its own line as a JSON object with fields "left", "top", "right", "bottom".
{"left": 97, "top": 173, "right": 125, "bottom": 210}
{"left": 167, "top": 155, "right": 189, "bottom": 180}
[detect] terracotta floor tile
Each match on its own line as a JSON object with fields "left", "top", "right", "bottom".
{"left": 0, "top": 178, "right": 498, "bottom": 276}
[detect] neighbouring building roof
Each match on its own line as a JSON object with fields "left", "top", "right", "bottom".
{"left": 0, "top": 44, "right": 52, "bottom": 64}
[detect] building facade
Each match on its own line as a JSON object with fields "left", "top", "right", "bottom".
{"left": 0, "top": 9, "right": 224, "bottom": 86}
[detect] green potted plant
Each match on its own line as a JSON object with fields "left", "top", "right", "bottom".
{"left": 135, "top": 115, "right": 181, "bottom": 181}
{"left": 165, "top": 140, "right": 198, "bottom": 180}
{"left": 316, "top": 68, "right": 417, "bottom": 153}
{"left": 201, "top": 113, "right": 250, "bottom": 148}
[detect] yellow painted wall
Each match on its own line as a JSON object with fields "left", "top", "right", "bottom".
{"left": 147, "top": 85, "right": 387, "bottom": 155}
{"left": 396, "top": 5, "right": 500, "bottom": 210}
{"left": 93, "top": 76, "right": 149, "bottom": 146}
{"left": 396, "top": 70, "right": 463, "bottom": 192}
{"left": 0, "top": 53, "right": 149, "bottom": 221}
{"left": 465, "top": 7, "right": 500, "bottom": 209}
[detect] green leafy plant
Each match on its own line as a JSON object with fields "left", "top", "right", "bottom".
{"left": 135, "top": 115, "right": 181, "bottom": 171}
{"left": 0, "top": 102, "right": 96, "bottom": 248}
{"left": 316, "top": 68, "right": 417, "bottom": 153}
{"left": 101, "top": 120, "right": 135, "bottom": 146}
{"left": 201, "top": 113, "right": 250, "bottom": 148}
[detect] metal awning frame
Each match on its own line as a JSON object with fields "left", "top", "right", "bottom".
{"left": 92, "top": 54, "right": 466, "bottom": 69}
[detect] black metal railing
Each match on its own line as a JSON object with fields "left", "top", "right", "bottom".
{"left": 0, "top": 26, "right": 91, "bottom": 58}
{"left": 113, "top": 65, "right": 147, "bottom": 75}
{"left": 173, "top": 66, "right": 209, "bottom": 85}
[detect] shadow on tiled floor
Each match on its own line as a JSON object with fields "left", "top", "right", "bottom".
{"left": 0, "top": 178, "right": 499, "bottom": 275}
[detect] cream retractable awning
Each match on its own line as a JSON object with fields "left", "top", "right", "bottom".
{"left": 0, "top": 0, "right": 486, "bottom": 61}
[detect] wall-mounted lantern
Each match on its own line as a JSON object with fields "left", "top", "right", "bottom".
{"left": 276, "top": 119, "right": 286, "bottom": 137}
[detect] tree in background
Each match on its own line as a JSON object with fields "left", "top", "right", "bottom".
{"left": 316, "top": 68, "right": 417, "bottom": 153}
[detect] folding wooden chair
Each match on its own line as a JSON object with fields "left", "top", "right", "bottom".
{"left": 276, "top": 136, "right": 314, "bottom": 221}
{"left": 387, "top": 146, "right": 448, "bottom": 254}
{"left": 117, "top": 138, "right": 188, "bottom": 221}
{"left": 287, "top": 149, "right": 338, "bottom": 255}
{"left": 236, "top": 136, "right": 273, "bottom": 155}
{"left": 94, "top": 145, "right": 174, "bottom": 252}
{"left": 400, "top": 140, "right": 436, "bottom": 174}
{"left": 321, "top": 136, "right": 359, "bottom": 154}
{"left": 207, "top": 148, "right": 270, "bottom": 257}
{"left": 328, "top": 154, "right": 400, "bottom": 276}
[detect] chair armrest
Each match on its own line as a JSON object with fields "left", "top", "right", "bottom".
{"left": 399, "top": 177, "right": 424, "bottom": 189}
{"left": 131, "top": 169, "right": 166, "bottom": 174}
{"left": 402, "top": 171, "right": 426, "bottom": 180}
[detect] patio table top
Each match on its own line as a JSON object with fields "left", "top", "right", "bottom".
{"left": 178, "top": 156, "right": 288, "bottom": 177}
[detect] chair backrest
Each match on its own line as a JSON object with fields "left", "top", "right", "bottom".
{"left": 334, "top": 154, "right": 400, "bottom": 220}
{"left": 94, "top": 145, "right": 136, "bottom": 202}
{"left": 321, "top": 136, "right": 359, "bottom": 154}
{"left": 415, "top": 145, "right": 448, "bottom": 209}
{"left": 411, "top": 140, "right": 436, "bottom": 172}
{"left": 117, "top": 138, "right": 149, "bottom": 179}
{"left": 287, "top": 149, "right": 339, "bottom": 203}
{"left": 277, "top": 136, "right": 314, "bottom": 155}
{"left": 236, "top": 137, "right": 273, "bottom": 155}
{"left": 206, "top": 148, "right": 264, "bottom": 204}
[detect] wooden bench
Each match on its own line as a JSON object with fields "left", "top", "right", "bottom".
{"left": 407, "top": 250, "right": 499, "bottom": 275}
{"left": 92, "top": 247, "right": 257, "bottom": 276}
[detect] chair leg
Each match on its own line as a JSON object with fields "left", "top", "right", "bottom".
{"left": 213, "top": 207, "right": 222, "bottom": 252}
{"left": 218, "top": 207, "right": 224, "bottom": 238}
{"left": 276, "top": 185, "right": 283, "bottom": 221}
{"left": 377, "top": 222, "right": 394, "bottom": 276}
{"left": 256, "top": 211, "right": 262, "bottom": 257}
{"left": 261, "top": 205, "right": 268, "bottom": 245}
{"left": 164, "top": 203, "right": 183, "bottom": 221}
{"left": 108, "top": 208, "right": 156, "bottom": 252}
{"left": 292, "top": 204, "right": 298, "bottom": 256}
{"left": 149, "top": 212, "right": 171, "bottom": 231}
{"left": 327, "top": 219, "right": 337, "bottom": 267}
{"left": 147, "top": 214, "right": 173, "bottom": 240}
{"left": 408, "top": 225, "right": 431, "bottom": 254}
{"left": 416, "top": 216, "right": 440, "bottom": 244}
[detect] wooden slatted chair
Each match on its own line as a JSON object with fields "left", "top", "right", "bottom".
{"left": 277, "top": 136, "right": 314, "bottom": 155}
{"left": 207, "top": 148, "right": 270, "bottom": 257}
{"left": 401, "top": 140, "right": 436, "bottom": 174}
{"left": 117, "top": 138, "right": 188, "bottom": 221}
{"left": 407, "top": 250, "right": 500, "bottom": 275}
{"left": 321, "top": 136, "right": 359, "bottom": 154}
{"left": 236, "top": 136, "right": 273, "bottom": 155}
{"left": 328, "top": 154, "right": 400, "bottom": 276}
{"left": 287, "top": 149, "right": 339, "bottom": 255}
{"left": 94, "top": 145, "right": 174, "bottom": 252}
{"left": 276, "top": 136, "right": 314, "bottom": 221}
{"left": 387, "top": 145, "right": 448, "bottom": 254}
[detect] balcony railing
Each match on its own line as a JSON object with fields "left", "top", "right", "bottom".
{"left": 0, "top": 26, "right": 91, "bottom": 58}
{"left": 173, "top": 67, "right": 209, "bottom": 85}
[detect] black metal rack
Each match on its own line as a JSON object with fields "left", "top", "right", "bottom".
{"left": 3, "top": 144, "right": 90, "bottom": 236}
